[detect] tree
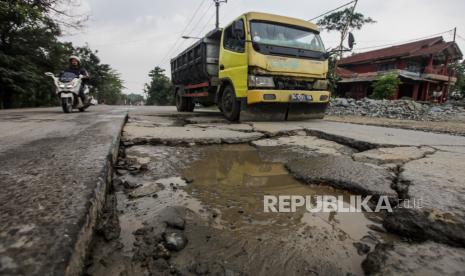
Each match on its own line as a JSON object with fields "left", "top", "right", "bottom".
{"left": 75, "top": 45, "right": 125, "bottom": 104}
{"left": 0, "top": 0, "right": 124, "bottom": 108}
{"left": 451, "top": 62, "right": 465, "bottom": 97}
{"left": 327, "top": 56, "right": 340, "bottom": 94}
{"left": 317, "top": 7, "right": 376, "bottom": 55}
{"left": 317, "top": 6, "right": 375, "bottom": 94}
{"left": 121, "top": 93, "right": 145, "bottom": 105}
{"left": 144, "top": 67, "right": 174, "bottom": 105}
{"left": 371, "top": 74, "right": 401, "bottom": 99}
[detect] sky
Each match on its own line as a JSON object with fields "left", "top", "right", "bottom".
{"left": 63, "top": 0, "right": 465, "bottom": 95}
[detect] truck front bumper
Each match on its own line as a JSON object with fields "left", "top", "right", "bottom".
{"left": 247, "top": 90, "right": 330, "bottom": 104}
{"left": 240, "top": 90, "right": 330, "bottom": 121}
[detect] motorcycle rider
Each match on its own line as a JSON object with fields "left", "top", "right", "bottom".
{"left": 63, "top": 55, "right": 89, "bottom": 104}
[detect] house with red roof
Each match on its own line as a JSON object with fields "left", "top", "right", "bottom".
{"left": 336, "top": 36, "right": 462, "bottom": 102}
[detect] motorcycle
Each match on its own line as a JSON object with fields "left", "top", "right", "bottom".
{"left": 45, "top": 72, "right": 97, "bottom": 113}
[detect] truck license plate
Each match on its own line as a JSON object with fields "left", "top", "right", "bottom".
{"left": 290, "top": 94, "right": 313, "bottom": 102}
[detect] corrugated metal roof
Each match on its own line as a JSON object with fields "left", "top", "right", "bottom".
{"left": 338, "top": 36, "right": 463, "bottom": 65}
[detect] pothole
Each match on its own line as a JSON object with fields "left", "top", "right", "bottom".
{"left": 87, "top": 144, "right": 400, "bottom": 276}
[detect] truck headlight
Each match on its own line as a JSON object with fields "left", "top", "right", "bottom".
{"left": 313, "top": 80, "right": 328, "bottom": 90}
{"left": 59, "top": 84, "right": 65, "bottom": 88}
{"left": 66, "top": 83, "right": 75, "bottom": 88}
{"left": 248, "top": 75, "right": 275, "bottom": 88}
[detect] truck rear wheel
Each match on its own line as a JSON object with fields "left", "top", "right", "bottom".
{"left": 221, "top": 85, "right": 240, "bottom": 121}
{"left": 175, "top": 91, "right": 194, "bottom": 112}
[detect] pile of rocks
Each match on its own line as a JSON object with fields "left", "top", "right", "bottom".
{"left": 327, "top": 98, "right": 465, "bottom": 121}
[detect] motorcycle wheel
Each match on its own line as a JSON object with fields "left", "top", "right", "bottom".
{"left": 61, "top": 98, "right": 72, "bottom": 113}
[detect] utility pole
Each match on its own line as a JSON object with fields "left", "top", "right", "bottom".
{"left": 339, "top": 0, "right": 358, "bottom": 59}
{"left": 446, "top": 27, "right": 457, "bottom": 102}
{"left": 214, "top": 0, "right": 227, "bottom": 29}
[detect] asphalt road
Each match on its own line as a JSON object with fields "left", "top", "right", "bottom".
{"left": 0, "top": 106, "right": 128, "bottom": 276}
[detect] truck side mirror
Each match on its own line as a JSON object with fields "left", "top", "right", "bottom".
{"left": 232, "top": 20, "right": 244, "bottom": 40}
{"left": 348, "top": 32, "right": 355, "bottom": 50}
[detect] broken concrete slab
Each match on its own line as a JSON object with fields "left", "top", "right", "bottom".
{"left": 252, "top": 135, "right": 355, "bottom": 156}
{"left": 184, "top": 116, "right": 229, "bottom": 124}
{"left": 286, "top": 155, "right": 397, "bottom": 199}
{"left": 128, "top": 183, "right": 163, "bottom": 198}
{"left": 433, "top": 145, "right": 465, "bottom": 154}
{"left": 362, "top": 242, "right": 465, "bottom": 276}
{"left": 127, "top": 115, "right": 185, "bottom": 127}
{"left": 189, "top": 123, "right": 254, "bottom": 132}
{"left": 251, "top": 122, "right": 303, "bottom": 136}
{"left": 299, "top": 121, "right": 465, "bottom": 150}
{"left": 384, "top": 151, "right": 465, "bottom": 246}
{"left": 123, "top": 125, "right": 264, "bottom": 145}
{"left": 353, "top": 146, "right": 435, "bottom": 165}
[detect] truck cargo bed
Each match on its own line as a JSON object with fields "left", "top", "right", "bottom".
{"left": 170, "top": 29, "right": 222, "bottom": 86}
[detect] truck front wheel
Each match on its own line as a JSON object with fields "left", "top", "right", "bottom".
{"left": 221, "top": 85, "right": 240, "bottom": 121}
{"left": 175, "top": 91, "right": 194, "bottom": 112}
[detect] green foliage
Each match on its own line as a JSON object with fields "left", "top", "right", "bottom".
{"left": 371, "top": 74, "right": 401, "bottom": 99}
{"left": 144, "top": 67, "right": 174, "bottom": 106}
{"left": 452, "top": 62, "right": 465, "bottom": 97}
{"left": 317, "top": 8, "right": 376, "bottom": 34}
{"left": 327, "top": 56, "right": 340, "bottom": 94}
{"left": 75, "top": 46, "right": 125, "bottom": 104}
{"left": 0, "top": 0, "right": 124, "bottom": 108}
{"left": 121, "top": 93, "right": 145, "bottom": 105}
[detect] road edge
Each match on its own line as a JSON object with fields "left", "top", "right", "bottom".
{"left": 64, "top": 112, "right": 128, "bottom": 276}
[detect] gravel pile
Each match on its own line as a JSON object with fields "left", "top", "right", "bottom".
{"left": 327, "top": 98, "right": 465, "bottom": 121}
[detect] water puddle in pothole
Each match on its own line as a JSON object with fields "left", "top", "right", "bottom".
{"left": 89, "top": 144, "right": 399, "bottom": 276}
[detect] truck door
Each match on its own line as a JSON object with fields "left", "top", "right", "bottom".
{"left": 219, "top": 18, "right": 248, "bottom": 98}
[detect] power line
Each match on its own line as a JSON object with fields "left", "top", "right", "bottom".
{"left": 352, "top": 29, "right": 455, "bottom": 51}
{"left": 167, "top": 3, "right": 214, "bottom": 61}
{"left": 456, "top": 34, "right": 465, "bottom": 43}
{"left": 186, "top": 2, "right": 214, "bottom": 37}
{"left": 158, "top": 0, "right": 208, "bottom": 65}
{"left": 308, "top": 0, "right": 356, "bottom": 21}
{"left": 196, "top": 11, "right": 216, "bottom": 37}
{"left": 165, "top": 2, "right": 213, "bottom": 62}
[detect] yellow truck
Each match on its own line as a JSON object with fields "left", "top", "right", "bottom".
{"left": 171, "top": 12, "right": 331, "bottom": 121}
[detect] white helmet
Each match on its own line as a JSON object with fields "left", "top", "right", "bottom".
{"left": 69, "top": 55, "right": 81, "bottom": 64}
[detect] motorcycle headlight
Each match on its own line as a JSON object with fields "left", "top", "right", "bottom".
{"left": 313, "top": 80, "right": 329, "bottom": 90}
{"left": 248, "top": 75, "right": 275, "bottom": 88}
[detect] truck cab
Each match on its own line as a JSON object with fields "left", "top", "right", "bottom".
{"left": 171, "top": 12, "right": 331, "bottom": 121}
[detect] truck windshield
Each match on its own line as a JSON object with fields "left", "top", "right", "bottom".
{"left": 250, "top": 21, "right": 325, "bottom": 53}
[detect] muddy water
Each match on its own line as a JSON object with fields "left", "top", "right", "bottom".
{"left": 87, "top": 144, "right": 398, "bottom": 276}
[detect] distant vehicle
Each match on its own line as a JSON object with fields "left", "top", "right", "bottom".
{"left": 45, "top": 72, "right": 97, "bottom": 113}
{"left": 170, "top": 12, "right": 349, "bottom": 121}
{"left": 450, "top": 90, "right": 463, "bottom": 100}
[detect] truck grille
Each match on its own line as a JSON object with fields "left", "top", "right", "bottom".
{"left": 273, "top": 77, "right": 314, "bottom": 90}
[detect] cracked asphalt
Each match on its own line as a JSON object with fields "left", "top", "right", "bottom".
{"left": 2, "top": 105, "right": 465, "bottom": 275}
